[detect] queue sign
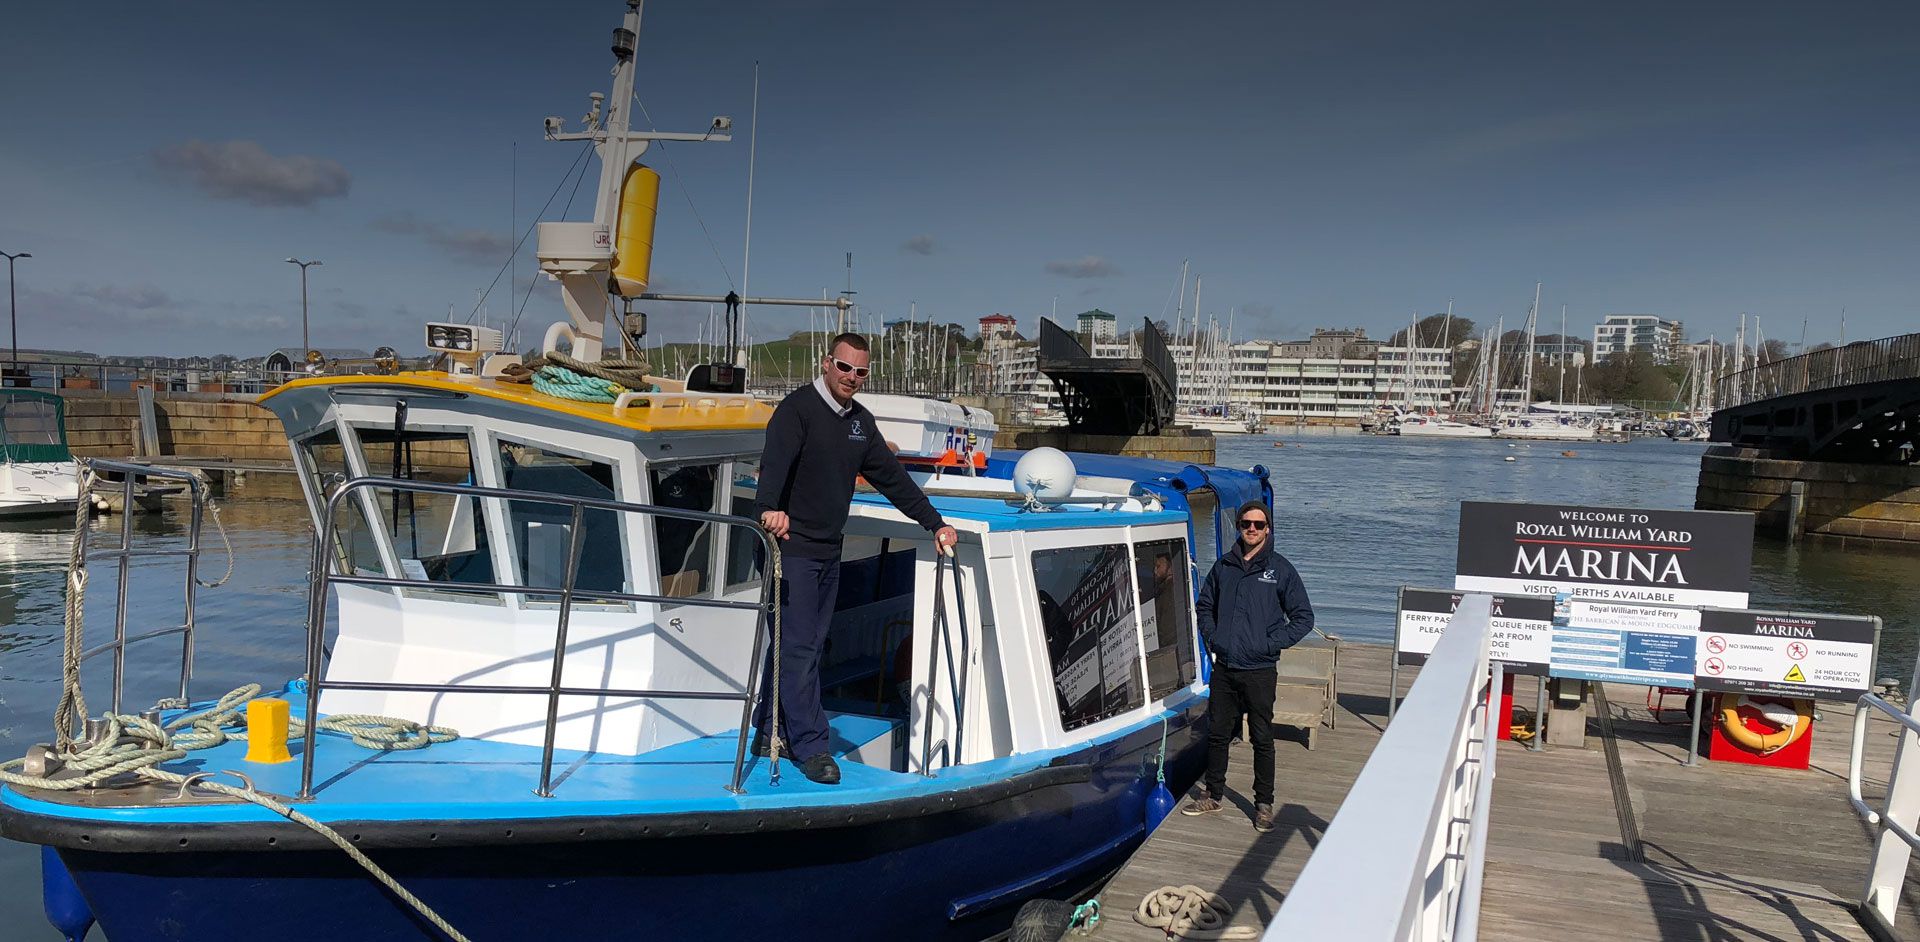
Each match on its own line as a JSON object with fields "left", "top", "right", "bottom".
{"left": 1395, "top": 588, "right": 1551, "bottom": 675}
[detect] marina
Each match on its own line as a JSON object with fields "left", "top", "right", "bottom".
{"left": 3, "top": 2, "right": 1919, "bottom": 940}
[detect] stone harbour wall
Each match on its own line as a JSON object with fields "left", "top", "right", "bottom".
{"left": 1695, "top": 446, "right": 1920, "bottom": 552}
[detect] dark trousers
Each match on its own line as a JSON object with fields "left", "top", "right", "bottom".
{"left": 1205, "top": 665, "right": 1277, "bottom": 805}
{"left": 752, "top": 555, "right": 840, "bottom": 761}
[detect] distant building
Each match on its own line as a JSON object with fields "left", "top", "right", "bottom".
{"left": 1273, "top": 327, "right": 1381, "bottom": 360}
{"left": 1592, "top": 315, "right": 1683, "bottom": 364}
{"left": 1076, "top": 309, "right": 1117, "bottom": 343}
{"left": 1534, "top": 339, "right": 1588, "bottom": 368}
{"left": 977, "top": 313, "right": 1018, "bottom": 346}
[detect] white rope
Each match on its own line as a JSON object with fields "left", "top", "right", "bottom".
{"left": 1134, "top": 885, "right": 1260, "bottom": 940}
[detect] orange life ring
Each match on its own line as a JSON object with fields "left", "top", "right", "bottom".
{"left": 1717, "top": 694, "right": 1812, "bottom": 754}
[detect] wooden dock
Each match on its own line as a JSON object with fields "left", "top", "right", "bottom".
{"left": 1090, "top": 643, "right": 1920, "bottom": 941}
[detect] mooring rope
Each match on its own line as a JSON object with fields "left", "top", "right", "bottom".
{"left": 499, "top": 351, "right": 655, "bottom": 403}
{"left": 1134, "top": 885, "right": 1259, "bottom": 940}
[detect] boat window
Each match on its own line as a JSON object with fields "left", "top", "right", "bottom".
{"left": 354, "top": 427, "right": 495, "bottom": 587}
{"left": 649, "top": 462, "right": 720, "bottom": 599}
{"left": 297, "top": 428, "right": 383, "bottom": 576}
{"left": 0, "top": 395, "right": 67, "bottom": 462}
{"left": 1136, "top": 537, "right": 1197, "bottom": 698}
{"left": 1032, "top": 542, "right": 1146, "bottom": 731}
{"left": 497, "top": 440, "right": 627, "bottom": 595}
{"left": 1185, "top": 488, "right": 1219, "bottom": 566}
{"left": 724, "top": 459, "right": 763, "bottom": 591}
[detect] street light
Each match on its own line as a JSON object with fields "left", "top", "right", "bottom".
{"left": 285, "top": 257, "right": 322, "bottom": 356}
{"left": 2, "top": 250, "right": 30, "bottom": 381}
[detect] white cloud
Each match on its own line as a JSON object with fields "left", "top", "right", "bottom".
{"left": 151, "top": 139, "right": 350, "bottom": 207}
{"left": 1045, "top": 255, "right": 1118, "bottom": 279}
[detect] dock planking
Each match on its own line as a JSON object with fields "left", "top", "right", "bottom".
{"left": 1090, "top": 642, "right": 1920, "bottom": 941}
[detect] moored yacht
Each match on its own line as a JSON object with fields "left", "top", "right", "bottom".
{"left": 0, "top": 389, "right": 82, "bottom": 520}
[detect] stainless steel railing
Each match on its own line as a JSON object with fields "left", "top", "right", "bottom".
{"left": 1717, "top": 331, "right": 1920, "bottom": 409}
{"left": 1847, "top": 660, "right": 1920, "bottom": 936}
{"left": 73, "top": 459, "right": 212, "bottom": 720}
{"left": 297, "top": 476, "right": 780, "bottom": 800}
{"left": 1263, "top": 594, "right": 1500, "bottom": 942}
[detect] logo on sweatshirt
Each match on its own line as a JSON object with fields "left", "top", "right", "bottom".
{"left": 848, "top": 419, "right": 868, "bottom": 442}
{"left": 1258, "top": 568, "right": 1278, "bottom": 583}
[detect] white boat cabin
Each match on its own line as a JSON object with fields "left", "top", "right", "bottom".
{"left": 260, "top": 374, "right": 1205, "bottom": 779}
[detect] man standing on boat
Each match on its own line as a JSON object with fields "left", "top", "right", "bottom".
{"left": 1184, "top": 500, "right": 1315, "bottom": 831}
{"left": 754, "top": 332, "right": 958, "bottom": 785}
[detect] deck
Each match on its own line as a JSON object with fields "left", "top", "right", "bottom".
{"left": 1091, "top": 643, "right": 1920, "bottom": 941}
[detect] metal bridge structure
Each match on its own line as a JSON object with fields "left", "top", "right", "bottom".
{"left": 1035, "top": 317, "right": 1178, "bottom": 436}
{"left": 1712, "top": 331, "right": 1920, "bottom": 462}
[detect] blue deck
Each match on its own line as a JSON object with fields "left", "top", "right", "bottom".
{"left": 0, "top": 692, "right": 1195, "bottom": 827}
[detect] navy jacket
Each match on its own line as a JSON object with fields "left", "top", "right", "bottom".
{"left": 1195, "top": 540, "right": 1316, "bottom": 670}
{"left": 754, "top": 383, "right": 945, "bottom": 558}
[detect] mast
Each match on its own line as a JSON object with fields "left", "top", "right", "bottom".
{"left": 1557, "top": 303, "right": 1567, "bottom": 404}
{"left": 537, "top": 0, "right": 732, "bottom": 361}
{"left": 1520, "top": 282, "right": 1540, "bottom": 407}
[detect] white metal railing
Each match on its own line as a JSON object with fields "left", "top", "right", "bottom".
{"left": 1263, "top": 594, "right": 1500, "bottom": 942}
{"left": 1847, "top": 660, "right": 1920, "bottom": 937}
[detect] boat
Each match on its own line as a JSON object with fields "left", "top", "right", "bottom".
{"left": 0, "top": 6, "right": 1273, "bottom": 939}
{"left": 1491, "top": 414, "right": 1598, "bottom": 441}
{"left": 0, "top": 389, "right": 82, "bottom": 521}
{"left": 1177, "top": 408, "right": 1260, "bottom": 435}
{"left": 1392, "top": 414, "right": 1495, "bottom": 439}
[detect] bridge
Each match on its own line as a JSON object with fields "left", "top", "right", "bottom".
{"left": 1712, "top": 331, "right": 1920, "bottom": 462}
{"left": 1036, "top": 317, "right": 1178, "bottom": 436}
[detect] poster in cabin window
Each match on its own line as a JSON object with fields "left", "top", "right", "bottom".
{"left": 1454, "top": 502, "right": 1753, "bottom": 609}
{"left": 1034, "top": 543, "right": 1145, "bottom": 730}
{"left": 1137, "top": 538, "right": 1197, "bottom": 697}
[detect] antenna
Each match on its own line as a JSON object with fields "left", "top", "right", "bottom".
{"left": 740, "top": 61, "right": 759, "bottom": 361}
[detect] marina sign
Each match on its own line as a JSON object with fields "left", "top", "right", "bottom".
{"left": 1455, "top": 501, "right": 1754, "bottom": 609}
{"left": 1694, "top": 609, "right": 1879, "bottom": 700}
{"left": 1395, "top": 588, "right": 1551, "bottom": 675}
{"left": 1549, "top": 598, "right": 1701, "bottom": 688}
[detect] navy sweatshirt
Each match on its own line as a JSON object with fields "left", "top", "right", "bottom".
{"left": 754, "top": 381, "right": 947, "bottom": 558}
{"left": 1195, "top": 540, "right": 1316, "bottom": 670}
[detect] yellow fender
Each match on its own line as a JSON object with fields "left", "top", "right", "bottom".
{"left": 1718, "top": 694, "right": 1813, "bottom": 755}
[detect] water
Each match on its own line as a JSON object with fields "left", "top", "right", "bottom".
{"left": 1, "top": 440, "right": 1914, "bottom": 938}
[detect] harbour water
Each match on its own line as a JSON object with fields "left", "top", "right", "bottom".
{"left": 2, "top": 434, "right": 1914, "bottom": 939}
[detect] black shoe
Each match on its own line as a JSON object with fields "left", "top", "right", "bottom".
{"left": 750, "top": 735, "right": 788, "bottom": 759}
{"left": 794, "top": 753, "right": 841, "bottom": 785}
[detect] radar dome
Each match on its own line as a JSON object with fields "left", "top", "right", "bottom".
{"left": 1012, "top": 447, "right": 1077, "bottom": 502}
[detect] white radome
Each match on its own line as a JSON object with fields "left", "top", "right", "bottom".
{"left": 1012, "top": 447, "right": 1077, "bottom": 502}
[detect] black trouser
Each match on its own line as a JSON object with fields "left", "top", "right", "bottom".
{"left": 1205, "top": 665, "right": 1277, "bottom": 805}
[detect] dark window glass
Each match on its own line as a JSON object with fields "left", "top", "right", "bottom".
{"left": 1136, "top": 538, "right": 1196, "bottom": 698}
{"left": 724, "top": 459, "right": 763, "bottom": 590}
{"left": 355, "top": 427, "right": 494, "bottom": 586}
{"left": 299, "top": 428, "right": 383, "bottom": 576}
{"left": 650, "top": 462, "right": 719, "bottom": 599}
{"left": 1033, "top": 543, "right": 1145, "bottom": 731}
{"left": 498, "top": 440, "right": 627, "bottom": 594}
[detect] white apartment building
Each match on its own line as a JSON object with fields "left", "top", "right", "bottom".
{"left": 986, "top": 332, "right": 1455, "bottom": 426}
{"left": 1592, "top": 315, "right": 1683, "bottom": 364}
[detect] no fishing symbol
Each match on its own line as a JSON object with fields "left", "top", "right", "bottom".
{"left": 1704, "top": 657, "right": 1724, "bottom": 676}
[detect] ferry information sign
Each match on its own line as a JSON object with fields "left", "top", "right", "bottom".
{"left": 1550, "top": 598, "right": 1701, "bottom": 688}
{"left": 1694, "top": 610, "right": 1878, "bottom": 700}
{"left": 1395, "top": 588, "right": 1551, "bottom": 675}
{"left": 1454, "top": 501, "right": 1753, "bottom": 609}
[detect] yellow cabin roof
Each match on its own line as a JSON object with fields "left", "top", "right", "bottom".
{"left": 260, "top": 372, "right": 774, "bottom": 433}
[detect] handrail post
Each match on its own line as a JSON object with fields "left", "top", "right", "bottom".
{"left": 177, "top": 474, "right": 204, "bottom": 705}
{"left": 297, "top": 492, "right": 345, "bottom": 801}
{"left": 536, "top": 503, "right": 589, "bottom": 798}
{"left": 109, "top": 474, "right": 135, "bottom": 713}
{"left": 728, "top": 534, "right": 778, "bottom": 794}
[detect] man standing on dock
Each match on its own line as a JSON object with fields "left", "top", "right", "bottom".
{"left": 754, "top": 332, "right": 958, "bottom": 785}
{"left": 1185, "top": 499, "right": 1316, "bottom": 831}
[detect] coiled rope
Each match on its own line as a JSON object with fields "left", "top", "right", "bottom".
{"left": 23, "top": 467, "right": 470, "bottom": 940}
{"left": 499, "top": 351, "right": 655, "bottom": 403}
{"left": 1134, "top": 885, "right": 1259, "bottom": 940}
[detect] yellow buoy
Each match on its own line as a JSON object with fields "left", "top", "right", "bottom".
{"left": 244, "top": 698, "right": 293, "bottom": 764}
{"left": 611, "top": 162, "right": 661, "bottom": 297}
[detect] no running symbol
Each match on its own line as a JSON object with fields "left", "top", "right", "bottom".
{"left": 1787, "top": 642, "right": 1809, "bottom": 660}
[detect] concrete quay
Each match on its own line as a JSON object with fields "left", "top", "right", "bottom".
{"left": 1696, "top": 445, "right": 1920, "bottom": 552}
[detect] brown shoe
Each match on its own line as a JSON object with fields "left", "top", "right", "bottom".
{"left": 1181, "top": 793, "right": 1223, "bottom": 816}
{"left": 1253, "top": 803, "right": 1276, "bottom": 832}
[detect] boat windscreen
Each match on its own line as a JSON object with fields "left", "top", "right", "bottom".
{"left": 0, "top": 394, "right": 70, "bottom": 463}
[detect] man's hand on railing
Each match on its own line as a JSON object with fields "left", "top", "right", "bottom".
{"left": 760, "top": 510, "right": 790, "bottom": 540}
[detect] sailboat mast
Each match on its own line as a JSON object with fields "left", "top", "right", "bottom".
{"left": 1521, "top": 282, "right": 1540, "bottom": 407}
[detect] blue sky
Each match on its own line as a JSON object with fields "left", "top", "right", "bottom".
{"left": 1, "top": 1, "right": 1915, "bottom": 358}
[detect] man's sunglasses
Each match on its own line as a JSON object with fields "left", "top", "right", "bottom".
{"left": 1238, "top": 519, "right": 1269, "bottom": 531}
{"left": 831, "top": 357, "right": 870, "bottom": 378}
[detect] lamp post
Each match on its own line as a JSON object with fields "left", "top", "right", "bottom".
{"left": 285, "top": 257, "right": 322, "bottom": 357}
{"left": 2, "top": 250, "right": 29, "bottom": 381}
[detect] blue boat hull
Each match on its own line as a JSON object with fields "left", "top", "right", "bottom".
{"left": 53, "top": 710, "right": 1208, "bottom": 941}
